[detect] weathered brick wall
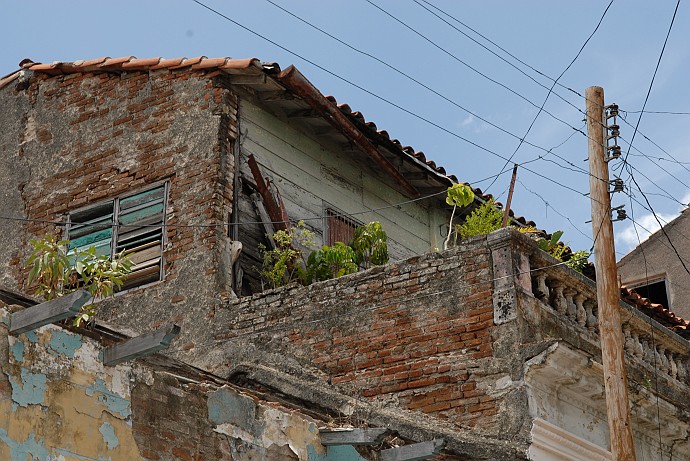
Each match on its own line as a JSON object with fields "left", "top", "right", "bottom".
{"left": 211, "top": 236, "right": 503, "bottom": 432}
{"left": 0, "top": 69, "right": 237, "bottom": 333}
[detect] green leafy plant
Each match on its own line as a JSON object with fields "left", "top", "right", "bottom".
{"left": 307, "top": 242, "right": 359, "bottom": 282}
{"left": 444, "top": 183, "right": 475, "bottom": 250}
{"left": 26, "top": 234, "right": 134, "bottom": 327}
{"left": 259, "top": 221, "right": 389, "bottom": 288}
{"left": 258, "top": 221, "right": 315, "bottom": 289}
{"left": 535, "top": 230, "right": 591, "bottom": 274}
{"left": 455, "top": 199, "right": 504, "bottom": 241}
{"left": 350, "top": 221, "right": 389, "bottom": 269}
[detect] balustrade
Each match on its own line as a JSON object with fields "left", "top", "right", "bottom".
{"left": 527, "top": 252, "right": 690, "bottom": 388}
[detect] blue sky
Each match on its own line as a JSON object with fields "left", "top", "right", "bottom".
{"left": 2, "top": 1, "right": 689, "bottom": 257}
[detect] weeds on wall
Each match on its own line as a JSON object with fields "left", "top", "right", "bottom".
{"left": 259, "top": 221, "right": 389, "bottom": 289}
{"left": 25, "top": 234, "right": 133, "bottom": 327}
{"left": 444, "top": 188, "right": 591, "bottom": 273}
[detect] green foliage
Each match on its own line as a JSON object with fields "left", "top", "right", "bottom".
{"left": 456, "top": 199, "right": 504, "bottom": 240}
{"left": 535, "top": 230, "right": 590, "bottom": 274}
{"left": 259, "top": 221, "right": 389, "bottom": 288}
{"left": 444, "top": 184, "right": 475, "bottom": 250}
{"left": 307, "top": 242, "right": 359, "bottom": 282}
{"left": 446, "top": 183, "right": 475, "bottom": 208}
{"left": 26, "top": 234, "right": 133, "bottom": 327}
{"left": 565, "top": 250, "right": 591, "bottom": 273}
{"left": 259, "top": 221, "right": 315, "bottom": 289}
{"left": 350, "top": 221, "right": 389, "bottom": 269}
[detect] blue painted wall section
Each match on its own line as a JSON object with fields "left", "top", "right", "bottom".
{"left": 208, "top": 386, "right": 256, "bottom": 432}
{"left": 85, "top": 378, "right": 131, "bottom": 419}
{"left": 307, "top": 444, "right": 368, "bottom": 461}
{"left": 10, "top": 340, "right": 23, "bottom": 362}
{"left": 99, "top": 422, "right": 119, "bottom": 450}
{"left": 48, "top": 329, "right": 82, "bottom": 358}
{"left": 0, "top": 429, "right": 50, "bottom": 461}
{"left": 9, "top": 368, "right": 46, "bottom": 407}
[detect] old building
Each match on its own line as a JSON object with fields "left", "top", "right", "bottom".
{"left": 1, "top": 56, "right": 690, "bottom": 460}
{"left": 617, "top": 207, "right": 690, "bottom": 319}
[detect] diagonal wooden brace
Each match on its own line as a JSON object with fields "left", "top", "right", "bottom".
{"left": 103, "top": 323, "right": 180, "bottom": 366}
{"left": 9, "top": 290, "right": 90, "bottom": 335}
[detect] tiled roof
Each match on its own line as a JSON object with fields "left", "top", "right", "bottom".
{"left": 621, "top": 286, "right": 690, "bottom": 339}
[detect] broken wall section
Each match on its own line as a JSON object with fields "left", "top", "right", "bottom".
{"left": 202, "top": 233, "right": 532, "bottom": 446}
{"left": 0, "top": 305, "right": 370, "bottom": 461}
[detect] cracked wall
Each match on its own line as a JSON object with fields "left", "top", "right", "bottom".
{"left": 0, "top": 306, "right": 371, "bottom": 460}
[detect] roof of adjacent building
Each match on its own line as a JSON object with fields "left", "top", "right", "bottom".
{"left": 621, "top": 286, "right": 690, "bottom": 339}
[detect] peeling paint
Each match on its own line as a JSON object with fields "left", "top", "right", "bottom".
{"left": 23, "top": 330, "right": 38, "bottom": 343}
{"left": 9, "top": 368, "right": 46, "bottom": 406}
{"left": 48, "top": 330, "right": 82, "bottom": 358}
{"left": 99, "top": 422, "right": 119, "bottom": 450}
{"left": 307, "top": 444, "right": 367, "bottom": 461}
{"left": 10, "top": 339, "right": 23, "bottom": 362}
{"left": 0, "top": 429, "right": 50, "bottom": 461}
{"left": 85, "top": 378, "right": 131, "bottom": 419}
{"left": 208, "top": 386, "right": 255, "bottom": 430}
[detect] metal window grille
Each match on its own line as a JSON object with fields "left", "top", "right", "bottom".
{"left": 325, "top": 207, "right": 360, "bottom": 245}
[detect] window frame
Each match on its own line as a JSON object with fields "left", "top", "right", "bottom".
{"left": 322, "top": 202, "right": 361, "bottom": 246}
{"left": 65, "top": 181, "right": 169, "bottom": 290}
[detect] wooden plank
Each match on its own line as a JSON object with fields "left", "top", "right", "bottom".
{"left": 103, "top": 323, "right": 180, "bottom": 366}
{"left": 380, "top": 439, "right": 446, "bottom": 461}
{"left": 10, "top": 290, "right": 91, "bottom": 335}
{"left": 319, "top": 427, "right": 391, "bottom": 446}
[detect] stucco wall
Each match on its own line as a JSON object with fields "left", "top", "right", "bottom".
{"left": 0, "top": 306, "right": 375, "bottom": 461}
{"left": 617, "top": 210, "right": 690, "bottom": 318}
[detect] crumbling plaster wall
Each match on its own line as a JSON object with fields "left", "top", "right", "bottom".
{"left": 0, "top": 306, "right": 371, "bottom": 461}
{"left": 0, "top": 68, "right": 238, "bottom": 337}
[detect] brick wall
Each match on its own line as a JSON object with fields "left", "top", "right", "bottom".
{"left": 2, "top": 68, "right": 237, "bottom": 334}
{"left": 215, "top": 237, "right": 501, "bottom": 430}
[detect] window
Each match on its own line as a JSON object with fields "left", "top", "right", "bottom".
{"left": 67, "top": 183, "right": 168, "bottom": 290}
{"left": 631, "top": 278, "right": 670, "bottom": 309}
{"left": 324, "top": 206, "right": 360, "bottom": 245}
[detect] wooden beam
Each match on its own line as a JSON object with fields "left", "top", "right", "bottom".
{"left": 103, "top": 324, "right": 180, "bottom": 366}
{"left": 287, "top": 108, "right": 320, "bottom": 118}
{"left": 226, "top": 74, "right": 267, "bottom": 86}
{"left": 380, "top": 439, "right": 446, "bottom": 461}
{"left": 9, "top": 290, "right": 90, "bottom": 335}
{"left": 258, "top": 90, "right": 295, "bottom": 101}
{"left": 319, "top": 428, "right": 391, "bottom": 446}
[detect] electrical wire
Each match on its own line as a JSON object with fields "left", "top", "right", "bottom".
{"left": 414, "top": 0, "right": 585, "bottom": 100}
{"left": 166, "top": 253, "right": 593, "bottom": 353}
{"left": 190, "top": 0, "right": 613, "bottom": 203}
{"left": 261, "top": 0, "right": 592, "bottom": 169}
{"left": 484, "top": 0, "right": 614, "bottom": 193}
{"left": 363, "top": 0, "right": 583, "bottom": 132}
{"left": 621, "top": 0, "right": 681, "bottom": 165}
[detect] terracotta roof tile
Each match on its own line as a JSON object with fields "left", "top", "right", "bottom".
{"left": 621, "top": 286, "right": 690, "bottom": 339}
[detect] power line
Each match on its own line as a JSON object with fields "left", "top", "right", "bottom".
{"left": 485, "top": 0, "right": 614, "bottom": 193}
{"left": 412, "top": 0, "right": 585, "bottom": 113}
{"left": 190, "top": 0, "right": 608, "bottom": 203}
{"left": 621, "top": 0, "right": 681, "bottom": 165}
{"left": 363, "top": 0, "right": 584, "bottom": 132}
{"left": 261, "top": 0, "right": 591, "bottom": 170}
{"left": 414, "top": 0, "right": 585, "bottom": 101}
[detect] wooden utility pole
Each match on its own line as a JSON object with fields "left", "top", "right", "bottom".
{"left": 586, "top": 86, "right": 636, "bottom": 460}
{"left": 502, "top": 164, "right": 518, "bottom": 228}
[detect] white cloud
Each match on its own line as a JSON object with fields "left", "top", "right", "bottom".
{"left": 616, "top": 211, "right": 677, "bottom": 255}
{"left": 460, "top": 115, "right": 474, "bottom": 127}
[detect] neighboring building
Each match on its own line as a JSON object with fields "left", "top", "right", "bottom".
{"left": 617, "top": 207, "right": 690, "bottom": 319}
{"left": 1, "top": 56, "right": 690, "bottom": 460}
